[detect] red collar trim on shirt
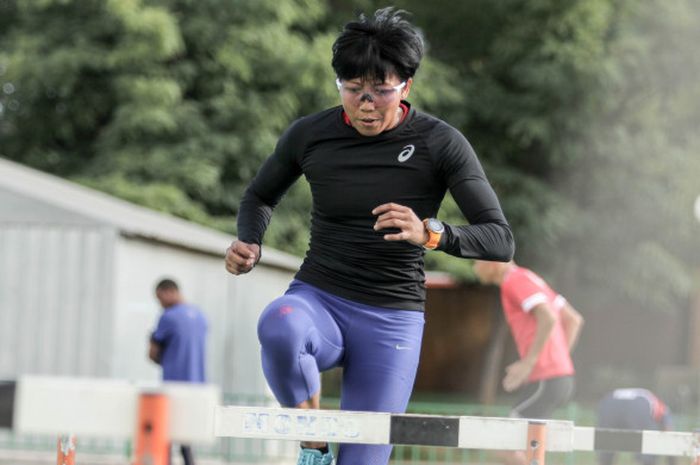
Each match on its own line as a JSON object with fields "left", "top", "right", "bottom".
{"left": 342, "top": 103, "right": 410, "bottom": 127}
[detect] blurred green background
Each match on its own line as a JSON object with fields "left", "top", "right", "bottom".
{"left": 1, "top": 0, "right": 699, "bottom": 370}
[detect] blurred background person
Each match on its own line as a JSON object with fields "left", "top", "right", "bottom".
{"left": 474, "top": 259, "right": 584, "bottom": 465}
{"left": 149, "top": 278, "right": 208, "bottom": 465}
{"left": 597, "top": 388, "right": 674, "bottom": 465}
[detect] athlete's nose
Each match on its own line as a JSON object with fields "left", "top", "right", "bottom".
{"left": 360, "top": 93, "right": 374, "bottom": 103}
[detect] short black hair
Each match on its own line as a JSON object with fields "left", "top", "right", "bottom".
{"left": 332, "top": 7, "right": 425, "bottom": 83}
{"left": 155, "top": 278, "right": 179, "bottom": 291}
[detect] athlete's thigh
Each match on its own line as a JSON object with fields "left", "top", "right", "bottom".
{"left": 335, "top": 308, "right": 423, "bottom": 465}
{"left": 258, "top": 285, "right": 345, "bottom": 370}
{"left": 511, "top": 381, "right": 543, "bottom": 418}
{"left": 512, "top": 377, "right": 573, "bottom": 419}
{"left": 339, "top": 307, "right": 425, "bottom": 413}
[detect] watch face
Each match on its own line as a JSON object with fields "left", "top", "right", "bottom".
{"left": 427, "top": 218, "right": 444, "bottom": 233}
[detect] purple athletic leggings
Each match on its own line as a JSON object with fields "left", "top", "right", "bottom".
{"left": 257, "top": 280, "right": 425, "bottom": 465}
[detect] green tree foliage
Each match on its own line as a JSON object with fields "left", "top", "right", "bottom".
{"left": 367, "top": 0, "right": 617, "bottom": 263}
{"left": 0, "top": 0, "right": 338, "bottom": 252}
{"left": 0, "top": 0, "right": 460, "bottom": 255}
{"left": 1, "top": 0, "right": 698, "bottom": 315}
{"left": 553, "top": 0, "right": 700, "bottom": 312}
{"left": 0, "top": 2, "right": 452, "bottom": 281}
{"left": 333, "top": 0, "right": 620, "bottom": 277}
{"left": 350, "top": 0, "right": 700, "bottom": 312}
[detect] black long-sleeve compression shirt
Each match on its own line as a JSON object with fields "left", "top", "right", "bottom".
{"left": 237, "top": 102, "right": 514, "bottom": 310}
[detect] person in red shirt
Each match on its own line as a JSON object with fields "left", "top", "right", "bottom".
{"left": 474, "top": 260, "right": 584, "bottom": 465}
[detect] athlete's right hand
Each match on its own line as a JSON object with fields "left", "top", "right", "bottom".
{"left": 225, "top": 240, "right": 260, "bottom": 275}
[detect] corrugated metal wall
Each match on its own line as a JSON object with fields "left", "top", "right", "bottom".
{"left": 0, "top": 225, "right": 116, "bottom": 378}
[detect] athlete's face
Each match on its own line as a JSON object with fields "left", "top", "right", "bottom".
{"left": 337, "top": 73, "right": 412, "bottom": 137}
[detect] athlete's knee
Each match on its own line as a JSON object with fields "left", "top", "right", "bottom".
{"left": 257, "top": 296, "right": 314, "bottom": 353}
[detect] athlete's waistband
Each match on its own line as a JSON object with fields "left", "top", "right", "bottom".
{"left": 287, "top": 278, "right": 425, "bottom": 312}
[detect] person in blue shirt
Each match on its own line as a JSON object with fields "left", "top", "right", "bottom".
{"left": 149, "top": 278, "right": 208, "bottom": 465}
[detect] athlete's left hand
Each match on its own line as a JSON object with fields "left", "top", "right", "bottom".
{"left": 502, "top": 359, "right": 535, "bottom": 392}
{"left": 372, "top": 203, "right": 428, "bottom": 246}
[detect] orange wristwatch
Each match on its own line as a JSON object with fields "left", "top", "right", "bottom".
{"left": 422, "top": 218, "right": 444, "bottom": 250}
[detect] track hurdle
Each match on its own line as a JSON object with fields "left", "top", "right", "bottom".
{"left": 215, "top": 405, "right": 700, "bottom": 464}
{"left": 3, "top": 377, "right": 700, "bottom": 464}
{"left": 216, "top": 405, "right": 572, "bottom": 451}
{"left": 1, "top": 375, "right": 220, "bottom": 465}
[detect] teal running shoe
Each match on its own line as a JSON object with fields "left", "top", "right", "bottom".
{"left": 296, "top": 447, "right": 334, "bottom": 465}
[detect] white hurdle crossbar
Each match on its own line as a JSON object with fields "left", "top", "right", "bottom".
{"left": 215, "top": 405, "right": 700, "bottom": 457}
{"left": 2, "top": 378, "right": 699, "bottom": 459}
{"left": 5, "top": 375, "right": 220, "bottom": 444}
{"left": 215, "top": 406, "right": 573, "bottom": 451}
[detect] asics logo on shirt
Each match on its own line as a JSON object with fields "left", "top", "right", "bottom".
{"left": 397, "top": 144, "right": 415, "bottom": 162}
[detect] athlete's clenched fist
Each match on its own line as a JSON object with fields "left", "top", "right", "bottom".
{"left": 225, "top": 240, "right": 260, "bottom": 275}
